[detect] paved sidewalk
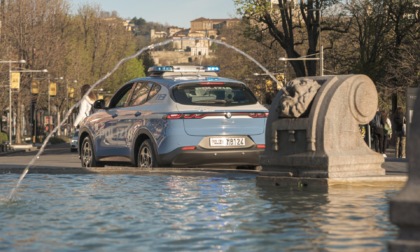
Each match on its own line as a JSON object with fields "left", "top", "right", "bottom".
{"left": 0, "top": 142, "right": 408, "bottom": 177}
{"left": 380, "top": 146, "right": 408, "bottom": 175}
{"left": 0, "top": 145, "right": 36, "bottom": 156}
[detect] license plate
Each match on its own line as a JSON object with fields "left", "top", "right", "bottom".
{"left": 210, "top": 137, "right": 245, "bottom": 147}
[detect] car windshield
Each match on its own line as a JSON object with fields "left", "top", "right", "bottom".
{"left": 172, "top": 82, "right": 258, "bottom": 106}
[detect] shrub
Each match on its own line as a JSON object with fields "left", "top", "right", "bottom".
{"left": 48, "top": 136, "right": 68, "bottom": 144}
{"left": 0, "top": 132, "right": 8, "bottom": 144}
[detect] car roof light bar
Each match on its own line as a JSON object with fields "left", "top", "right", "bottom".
{"left": 148, "top": 65, "right": 220, "bottom": 74}
{"left": 148, "top": 66, "right": 174, "bottom": 73}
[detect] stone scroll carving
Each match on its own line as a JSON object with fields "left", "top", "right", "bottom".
{"left": 260, "top": 75, "right": 385, "bottom": 178}
{"left": 279, "top": 79, "right": 321, "bottom": 118}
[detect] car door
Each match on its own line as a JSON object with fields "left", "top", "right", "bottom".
{"left": 112, "top": 81, "right": 154, "bottom": 156}
{"left": 95, "top": 82, "right": 135, "bottom": 158}
{"left": 121, "top": 81, "right": 164, "bottom": 151}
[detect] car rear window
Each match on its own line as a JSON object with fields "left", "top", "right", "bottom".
{"left": 172, "top": 82, "right": 258, "bottom": 106}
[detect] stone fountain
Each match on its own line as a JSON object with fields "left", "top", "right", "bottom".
{"left": 258, "top": 75, "right": 389, "bottom": 186}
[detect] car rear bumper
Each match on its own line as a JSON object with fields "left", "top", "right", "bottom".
{"left": 158, "top": 147, "right": 264, "bottom": 167}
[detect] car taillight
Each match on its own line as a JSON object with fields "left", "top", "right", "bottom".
{"left": 183, "top": 113, "right": 206, "bottom": 119}
{"left": 166, "top": 113, "right": 183, "bottom": 119}
{"left": 165, "top": 113, "right": 208, "bottom": 119}
{"left": 256, "top": 144, "right": 265, "bottom": 149}
{"left": 248, "top": 112, "right": 269, "bottom": 118}
{"left": 182, "top": 146, "right": 196, "bottom": 150}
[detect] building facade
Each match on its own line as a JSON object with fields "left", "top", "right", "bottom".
{"left": 150, "top": 17, "right": 240, "bottom": 58}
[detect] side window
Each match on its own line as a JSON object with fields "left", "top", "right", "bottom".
{"left": 129, "top": 82, "right": 153, "bottom": 106}
{"left": 109, "top": 83, "right": 135, "bottom": 108}
{"left": 147, "top": 84, "right": 161, "bottom": 101}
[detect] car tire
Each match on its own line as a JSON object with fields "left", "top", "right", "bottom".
{"left": 137, "top": 139, "right": 157, "bottom": 168}
{"left": 80, "top": 136, "right": 102, "bottom": 167}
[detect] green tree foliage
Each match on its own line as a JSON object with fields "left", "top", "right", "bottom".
{"left": 131, "top": 17, "right": 147, "bottom": 27}
{"left": 139, "top": 51, "right": 156, "bottom": 72}
{"left": 0, "top": 0, "right": 145, "bottom": 143}
{"left": 0, "top": 131, "right": 8, "bottom": 143}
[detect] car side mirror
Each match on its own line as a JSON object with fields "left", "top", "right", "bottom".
{"left": 93, "top": 99, "right": 106, "bottom": 109}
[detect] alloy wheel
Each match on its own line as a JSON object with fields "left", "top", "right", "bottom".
{"left": 138, "top": 140, "right": 156, "bottom": 168}
{"left": 81, "top": 138, "right": 93, "bottom": 167}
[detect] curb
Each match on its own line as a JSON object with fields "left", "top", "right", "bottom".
{"left": 0, "top": 146, "right": 39, "bottom": 156}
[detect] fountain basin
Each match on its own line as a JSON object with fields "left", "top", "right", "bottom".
{"left": 1, "top": 171, "right": 402, "bottom": 251}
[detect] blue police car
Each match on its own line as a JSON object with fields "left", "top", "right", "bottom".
{"left": 78, "top": 65, "right": 268, "bottom": 169}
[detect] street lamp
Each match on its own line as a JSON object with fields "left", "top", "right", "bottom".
{"left": 278, "top": 56, "right": 321, "bottom": 61}
{"left": 0, "top": 59, "right": 26, "bottom": 144}
{"left": 12, "top": 68, "right": 48, "bottom": 144}
{"left": 17, "top": 69, "right": 48, "bottom": 73}
{"left": 279, "top": 51, "right": 324, "bottom": 77}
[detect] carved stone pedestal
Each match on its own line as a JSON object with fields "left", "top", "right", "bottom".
{"left": 260, "top": 75, "right": 385, "bottom": 178}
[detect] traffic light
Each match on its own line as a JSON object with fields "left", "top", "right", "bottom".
{"left": 275, "top": 73, "right": 285, "bottom": 90}
{"left": 276, "top": 74, "right": 284, "bottom": 82}
{"left": 265, "top": 79, "right": 273, "bottom": 88}
{"left": 31, "top": 81, "right": 39, "bottom": 95}
{"left": 49, "top": 82, "right": 57, "bottom": 96}
{"left": 10, "top": 72, "right": 21, "bottom": 90}
{"left": 68, "top": 87, "right": 75, "bottom": 98}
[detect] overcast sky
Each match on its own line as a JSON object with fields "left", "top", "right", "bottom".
{"left": 70, "top": 0, "right": 239, "bottom": 28}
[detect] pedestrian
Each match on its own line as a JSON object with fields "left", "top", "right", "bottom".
{"left": 370, "top": 109, "right": 385, "bottom": 157}
{"left": 393, "top": 106, "right": 406, "bottom": 158}
{"left": 73, "top": 84, "right": 97, "bottom": 128}
{"left": 382, "top": 110, "right": 392, "bottom": 154}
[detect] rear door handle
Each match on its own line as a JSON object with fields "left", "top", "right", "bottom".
{"left": 135, "top": 111, "right": 141, "bottom": 117}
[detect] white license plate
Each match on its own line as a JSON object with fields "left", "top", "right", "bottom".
{"left": 210, "top": 137, "right": 245, "bottom": 147}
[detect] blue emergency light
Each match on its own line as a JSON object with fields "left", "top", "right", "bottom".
{"left": 204, "top": 66, "right": 220, "bottom": 72}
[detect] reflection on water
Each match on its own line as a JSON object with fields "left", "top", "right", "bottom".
{"left": 0, "top": 173, "right": 398, "bottom": 251}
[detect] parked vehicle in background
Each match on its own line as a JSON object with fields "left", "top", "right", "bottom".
{"left": 70, "top": 130, "right": 79, "bottom": 152}
{"left": 78, "top": 65, "right": 268, "bottom": 169}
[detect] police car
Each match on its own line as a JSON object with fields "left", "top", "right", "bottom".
{"left": 78, "top": 65, "right": 268, "bottom": 169}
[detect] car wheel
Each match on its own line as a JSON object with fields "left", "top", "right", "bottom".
{"left": 137, "top": 139, "right": 157, "bottom": 168}
{"left": 80, "top": 136, "right": 101, "bottom": 167}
